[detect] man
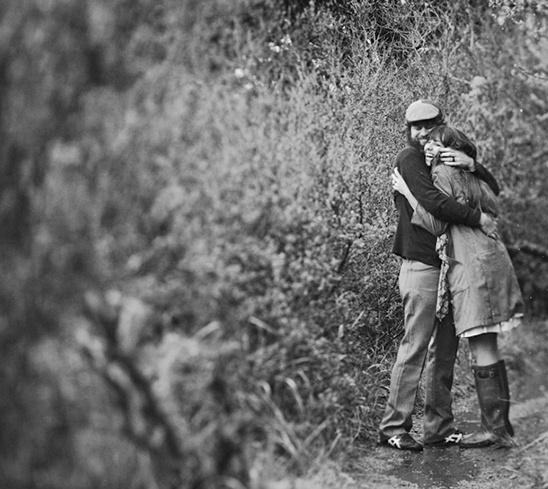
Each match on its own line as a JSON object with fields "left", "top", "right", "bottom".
{"left": 378, "top": 100, "right": 499, "bottom": 451}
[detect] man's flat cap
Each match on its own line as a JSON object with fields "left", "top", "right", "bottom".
{"left": 405, "top": 100, "right": 442, "bottom": 123}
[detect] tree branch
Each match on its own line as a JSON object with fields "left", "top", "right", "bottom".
{"left": 507, "top": 240, "right": 548, "bottom": 261}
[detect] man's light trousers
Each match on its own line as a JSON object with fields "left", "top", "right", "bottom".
{"left": 379, "top": 259, "right": 459, "bottom": 443}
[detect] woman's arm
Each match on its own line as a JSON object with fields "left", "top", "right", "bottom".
{"left": 392, "top": 168, "right": 447, "bottom": 236}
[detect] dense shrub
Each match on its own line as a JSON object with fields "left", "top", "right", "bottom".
{"left": 2, "top": 0, "right": 548, "bottom": 487}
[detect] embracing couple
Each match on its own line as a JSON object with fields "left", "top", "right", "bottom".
{"left": 378, "top": 100, "right": 525, "bottom": 451}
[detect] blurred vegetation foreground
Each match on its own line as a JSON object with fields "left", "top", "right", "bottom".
{"left": 1, "top": 0, "right": 548, "bottom": 488}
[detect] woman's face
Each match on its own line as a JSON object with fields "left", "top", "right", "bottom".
{"left": 424, "top": 137, "right": 444, "bottom": 166}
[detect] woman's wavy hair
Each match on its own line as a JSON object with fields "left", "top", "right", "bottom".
{"left": 429, "top": 125, "right": 498, "bottom": 216}
{"left": 429, "top": 124, "right": 477, "bottom": 160}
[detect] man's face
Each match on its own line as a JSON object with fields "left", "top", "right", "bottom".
{"left": 409, "top": 120, "right": 437, "bottom": 151}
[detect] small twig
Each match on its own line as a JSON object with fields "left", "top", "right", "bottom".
{"left": 337, "top": 239, "right": 353, "bottom": 273}
{"left": 519, "top": 430, "right": 548, "bottom": 451}
{"left": 513, "top": 62, "right": 548, "bottom": 80}
{"left": 429, "top": 71, "right": 472, "bottom": 86}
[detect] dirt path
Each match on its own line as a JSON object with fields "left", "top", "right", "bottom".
{"left": 346, "top": 390, "right": 548, "bottom": 489}
{"left": 343, "top": 320, "right": 548, "bottom": 489}
{"left": 267, "top": 320, "right": 548, "bottom": 489}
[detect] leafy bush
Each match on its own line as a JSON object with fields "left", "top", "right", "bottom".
{"left": 3, "top": 0, "right": 548, "bottom": 488}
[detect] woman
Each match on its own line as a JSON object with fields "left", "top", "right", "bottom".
{"left": 392, "top": 125, "right": 524, "bottom": 448}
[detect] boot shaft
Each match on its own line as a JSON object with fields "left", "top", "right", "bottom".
{"left": 472, "top": 363, "right": 507, "bottom": 434}
{"left": 461, "top": 361, "right": 515, "bottom": 448}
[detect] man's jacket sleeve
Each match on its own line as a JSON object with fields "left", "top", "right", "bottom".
{"left": 474, "top": 163, "right": 500, "bottom": 196}
{"left": 398, "top": 149, "right": 481, "bottom": 227}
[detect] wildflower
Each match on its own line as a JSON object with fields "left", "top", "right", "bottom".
{"left": 268, "top": 42, "right": 281, "bottom": 53}
{"left": 281, "top": 34, "right": 292, "bottom": 47}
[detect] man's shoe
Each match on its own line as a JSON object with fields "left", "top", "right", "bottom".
{"left": 425, "top": 429, "right": 464, "bottom": 447}
{"left": 379, "top": 433, "right": 423, "bottom": 451}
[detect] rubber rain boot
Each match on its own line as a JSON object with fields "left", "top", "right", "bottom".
{"left": 460, "top": 363, "right": 516, "bottom": 449}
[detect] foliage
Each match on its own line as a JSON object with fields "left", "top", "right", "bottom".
{"left": 2, "top": 0, "right": 548, "bottom": 488}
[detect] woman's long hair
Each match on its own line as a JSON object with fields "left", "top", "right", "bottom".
{"left": 429, "top": 125, "right": 499, "bottom": 216}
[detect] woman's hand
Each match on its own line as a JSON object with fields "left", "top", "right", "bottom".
{"left": 392, "top": 168, "right": 411, "bottom": 196}
{"left": 439, "top": 148, "right": 476, "bottom": 172}
{"left": 392, "top": 168, "right": 419, "bottom": 210}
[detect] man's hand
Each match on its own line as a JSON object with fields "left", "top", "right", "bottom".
{"left": 440, "top": 148, "right": 476, "bottom": 172}
{"left": 479, "top": 212, "right": 499, "bottom": 239}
